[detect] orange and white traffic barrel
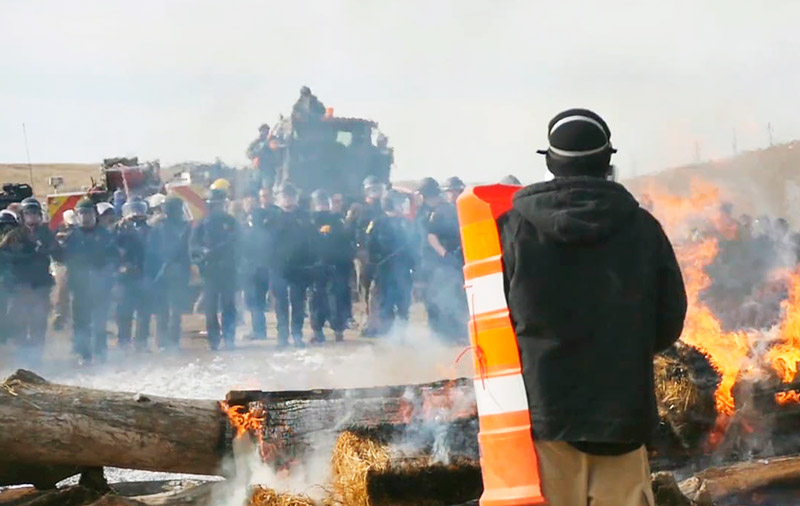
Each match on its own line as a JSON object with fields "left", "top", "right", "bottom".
{"left": 457, "top": 184, "right": 547, "bottom": 506}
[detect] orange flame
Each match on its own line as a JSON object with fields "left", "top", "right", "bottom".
{"left": 775, "top": 391, "right": 800, "bottom": 406}
{"left": 220, "top": 400, "right": 266, "bottom": 439}
{"left": 766, "top": 267, "right": 800, "bottom": 385}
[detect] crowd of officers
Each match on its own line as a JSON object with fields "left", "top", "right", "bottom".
{"left": 0, "top": 175, "right": 470, "bottom": 364}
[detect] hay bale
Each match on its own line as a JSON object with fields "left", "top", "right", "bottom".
{"left": 248, "top": 486, "right": 316, "bottom": 506}
{"left": 655, "top": 343, "right": 719, "bottom": 450}
{"left": 329, "top": 430, "right": 481, "bottom": 506}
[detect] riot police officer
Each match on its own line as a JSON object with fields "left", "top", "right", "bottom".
{"left": 366, "top": 190, "right": 418, "bottom": 336}
{"left": 355, "top": 175, "right": 387, "bottom": 336}
{"left": 271, "top": 183, "right": 314, "bottom": 348}
{"left": 241, "top": 187, "right": 282, "bottom": 341}
{"left": 0, "top": 198, "right": 58, "bottom": 361}
{"left": 309, "top": 189, "right": 353, "bottom": 343}
{"left": 414, "top": 177, "right": 444, "bottom": 334}
{"left": 0, "top": 210, "right": 19, "bottom": 344}
{"left": 115, "top": 197, "right": 152, "bottom": 351}
{"left": 191, "top": 189, "right": 240, "bottom": 351}
{"left": 146, "top": 197, "right": 191, "bottom": 351}
{"left": 426, "top": 184, "right": 468, "bottom": 344}
{"left": 61, "top": 198, "right": 118, "bottom": 363}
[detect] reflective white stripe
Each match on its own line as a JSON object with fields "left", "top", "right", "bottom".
{"left": 548, "top": 143, "right": 611, "bottom": 158}
{"left": 474, "top": 375, "right": 529, "bottom": 416}
{"left": 465, "top": 272, "right": 507, "bottom": 315}
{"left": 549, "top": 115, "right": 608, "bottom": 139}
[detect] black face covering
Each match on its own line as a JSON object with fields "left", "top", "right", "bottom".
{"left": 545, "top": 151, "right": 613, "bottom": 179}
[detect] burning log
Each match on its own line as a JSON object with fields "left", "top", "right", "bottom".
{"left": 0, "top": 369, "right": 227, "bottom": 485}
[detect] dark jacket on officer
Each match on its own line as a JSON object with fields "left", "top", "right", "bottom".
{"left": 243, "top": 204, "right": 282, "bottom": 272}
{"left": 0, "top": 226, "right": 58, "bottom": 288}
{"left": 146, "top": 216, "right": 192, "bottom": 284}
{"left": 190, "top": 211, "right": 239, "bottom": 281}
{"left": 311, "top": 210, "right": 353, "bottom": 270}
{"left": 62, "top": 226, "right": 117, "bottom": 289}
{"left": 272, "top": 208, "right": 314, "bottom": 280}
{"left": 116, "top": 217, "right": 151, "bottom": 281}
{"left": 497, "top": 177, "right": 687, "bottom": 448}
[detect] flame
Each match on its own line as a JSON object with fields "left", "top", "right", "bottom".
{"left": 775, "top": 391, "right": 800, "bottom": 406}
{"left": 220, "top": 400, "right": 266, "bottom": 439}
{"left": 674, "top": 238, "right": 751, "bottom": 415}
{"left": 766, "top": 267, "right": 800, "bottom": 385}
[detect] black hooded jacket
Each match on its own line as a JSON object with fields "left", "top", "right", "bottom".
{"left": 497, "top": 177, "right": 686, "bottom": 449}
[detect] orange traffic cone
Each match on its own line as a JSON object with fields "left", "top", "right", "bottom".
{"left": 457, "top": 184, "right": 547, "bottom": 506}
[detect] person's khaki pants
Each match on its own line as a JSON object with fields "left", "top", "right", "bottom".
{"left": 535, "top": 441, "right": 654, "bottom": 506}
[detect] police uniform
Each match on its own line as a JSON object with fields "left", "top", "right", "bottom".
{"left": 416, "top": 201, "right": 441, "bottom": 330}
{"left": 270, "top": 207, "right": 314, "bottom": 347}
{"left": 354, "top": 199, "right": 383, "bottom": 334}
{"left": 146, "top": 213, "right": 191, "bottom": 350}
{"left": 310, "top": 210, "right": 353, "bottom": 342}
{"left": 0, "top": 224, "right": 58, "bottom": 358}
{"left": 115, "top": 216, "right": 152, "bottom": 349}
{"left": 242, "top": 204, "right": 281, "bottom": 340}
{"left": 366, "top": 213, "right": 417, "bottom": 334}
{"left": 190, "top": 209, "right": 240, "bottom": 350}
{"left": 426, "top": 202, "right": 468, "bottom": 342}
{"left": 62, "top": 224, "right": 118, "bottom": 361}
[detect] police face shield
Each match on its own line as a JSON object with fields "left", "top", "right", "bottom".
{"left": 259, "top": 189, "right": 273, "bottom": 208}
{"left": 444, "top": 188, "right": 462, "bottom": 204}
{"left": 22, "top": 208, "right": 43, "bottom": 227}
{"left": 312, "top": 196, "right": 332, "bottom": 212}
{"left": 122, "top": 201, "right": 148, "bottom": 219}
{"left": 364, "top": 183, "right": 386, "bottom": 201}
{"left": 278, "top": 193, "right": 299, "bottom": 210}
{"left": 76, "top": 208, "right": 97, "bottom": 228}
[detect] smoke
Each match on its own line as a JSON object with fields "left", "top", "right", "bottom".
{"left": 3, "top": 1, "right": 800, "bottom": 181}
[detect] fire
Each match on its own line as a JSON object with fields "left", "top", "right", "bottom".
{"left": 220, "top": 400, "right": 266, "bottom": 439}
{"left": 775, "top": 391, "right": 800, "bottom": 406}
{"left": 766, "top": 268, "right": 800, "bottom": 385}
{"left": 674, "top": 238, "right": 751, "bottom": 415}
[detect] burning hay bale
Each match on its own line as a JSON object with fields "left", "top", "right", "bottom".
{"left": 248, "top": 486, "right": 316, "bottom": 506}
{"left": 329, "top": 430, "right": 482, "bottom": 506}
{"left": 654, "top": 343, "right": 719, "bottom": 451}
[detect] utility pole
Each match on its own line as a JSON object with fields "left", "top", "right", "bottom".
{"left": 767, "top": 122, "right": 774, "bottom": 147}
{"left": 22, "top": 123, "right": 33, "bottom": 186}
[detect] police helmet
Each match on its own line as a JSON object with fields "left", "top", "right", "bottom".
{"left": 0, "top": 210, "right": 18, "bottom": 226}
{"left": 210, "top": 178, "right": 231, "bottom": 193}
{"left": 278, "top": 183, "right": 299, "bottom": 199}
{"left": 362, "top": 175, "right": 383, "bottom": 188}
{"left": 441, "top": 177, "right": 465, "bottom": 192}
{"left": 20, "top": 197, "right": 42, "bottom": 214}
{"left": 96, "top": 202, "right": 115, "bottom": 217}
{"left": 122, "top": 198, "right": 148, "bottom": 218}
{"left": 74, "top": 197, "right": 96, "bottom": 213}
{"left": 500, "top": 174, "right": 521, "bottom": 185}
{"left": 206, "top": 188, "right": 228, "bottom": 204}
{"left": 381, "top": 190, "right": 408, "bottom": 213}
{"left": 258, "top": 123, "right": 270, "bottom": 133}
{"left": 417, "top": 177, "right": 440, "bottom": 197}
{"left": 300, "top": 86, "right": 312, "bottom": 96}
{"left": 311, "top": 189, "right": 331, "bottom": 204}
{"left": 163, "top": 196, "right": 184, "bottom": 218}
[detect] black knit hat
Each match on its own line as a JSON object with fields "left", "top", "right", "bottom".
{"left": 537, "top": 109, "right": 616, "bottom": 158}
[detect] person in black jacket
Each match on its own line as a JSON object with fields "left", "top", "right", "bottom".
{"left": 496, "top": 109, "right": 686, "bottom": 506}
{"left": 309, "top": 189, "right": 353, "bottom": 343}
{"left": 0, "top": 198, "right": 58, "bottom": 361}
{"left": 271, "top": 183, "right": 314, "bottom": 348}
{"left": 0, "top": 210, "right": 19, "bottom": 344}
{"left": 241, "top": 187, "right": 281, "bottom": 341}
{"left": 191, "top": 189, "right": 240, "bottom": 351}
{"left": 367, "top": 190, "right": 418, "bottom": 336}
{"left": 115, "top": 197, "right": 152, "bottom": 351}
{"left": 62, "top": 198, "right": 118, "bottom": 364}
{"left": 146, "top": 197, "right": 191, "bottom": 351}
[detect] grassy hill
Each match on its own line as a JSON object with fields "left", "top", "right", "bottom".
{"left": 625, "top": 141, "right": 800, "bottom": 223}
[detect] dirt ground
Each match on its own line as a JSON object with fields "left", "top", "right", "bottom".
{"left": 0, "top": 163, "right": 100, "bottom": 197}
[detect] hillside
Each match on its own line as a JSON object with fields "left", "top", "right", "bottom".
{"left": 0, "top": 163, "right": 99, "bottom": 197}
{"left": 625, "top": 141, "right": 800, "bottom": 223}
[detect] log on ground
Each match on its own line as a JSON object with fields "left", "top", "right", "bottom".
{"left": 678, "top": 455, "right": 800, "bottom": 502}
{"left": 0, "top": 370, "right": 227, "bottom": 484}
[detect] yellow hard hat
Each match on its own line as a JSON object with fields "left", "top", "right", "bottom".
{"left": 210, "top": 178, "right": 231, "bottom": 192}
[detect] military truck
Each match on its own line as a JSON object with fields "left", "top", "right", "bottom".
{"left": 255, "top": 96, "right": 393, "bottom": 202}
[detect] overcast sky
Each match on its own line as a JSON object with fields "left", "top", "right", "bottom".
{"left": 1, "top": 0, "right": 799, "bottom": 182}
